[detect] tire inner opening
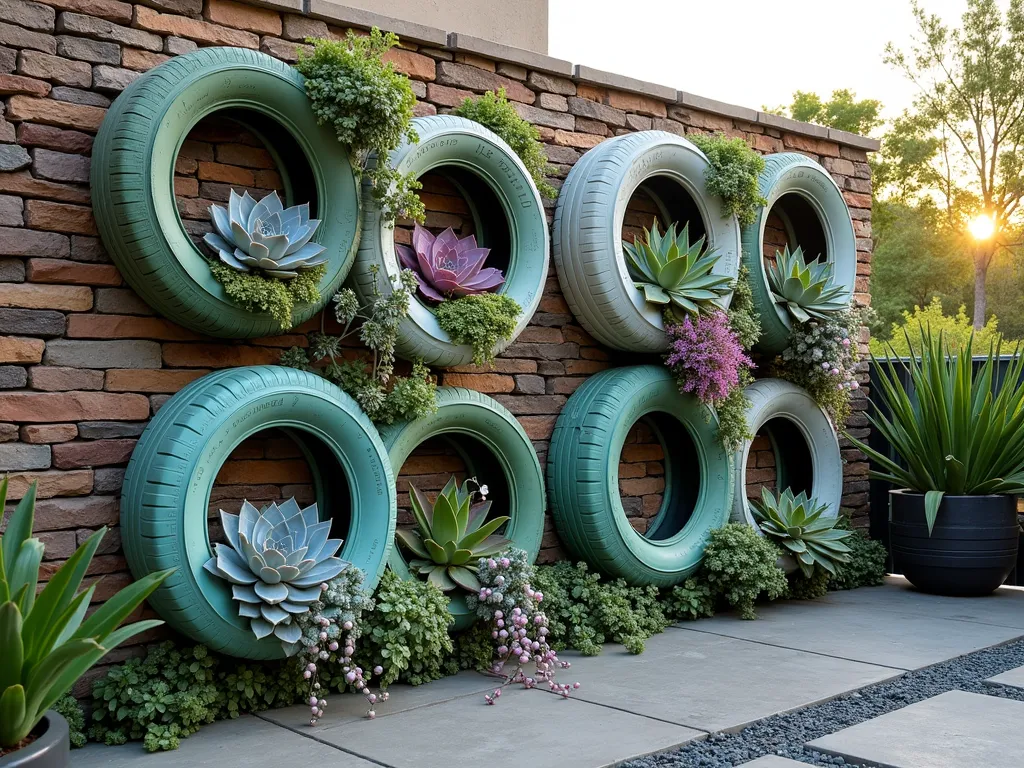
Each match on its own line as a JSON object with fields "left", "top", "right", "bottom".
{"left": 207, "top": 427, "right": 352, "bottom": 549}
{"left": 749, "top": 416, "right": 815, "bottom": 502}
{"left": 762, "top": 192, "right": 828, "bottom": 265}
{"left": 620, "top": 412, "right": 702, "bottom": 542}
{"left": 623, "top": 174, "right": 709, "bottom": 247}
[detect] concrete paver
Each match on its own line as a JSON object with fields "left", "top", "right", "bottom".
{"left": 552, "top": 629, "right": 898, "bottom": 732}
{"left": 808, "top": 690, "right": 1024, "bottom": 768}
{"left": 677, "top": 590, "right": 1024, "bottom": 669}
{"left": 72, "top": 714, "right": 376, "bottom": 768}
{"left": 984, "top": 663, "right": 1024, "bottom": 690}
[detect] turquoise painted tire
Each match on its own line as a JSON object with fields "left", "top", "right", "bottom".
{"left": 731, "top": 378, "right": 842, "bottom": 533}
{"left": 548, "top": 365, "right": 734, "bottom": 586}
{"left": 92, "top": 47, "right": 361, "bottom": 338}
{"left": 121, "top": 366, "right": 396, "bottom": 660}
{"left": 378, "top": 387, "right": 545, "bottom": 630}
{"left": 553, "top": 131, "right": 742, "bottom": 352}
{"left": 352, "top": 115, "right": 549, "bottom": 367}
{"left": 741, "top": 153, "right": 856, "bottom": 354}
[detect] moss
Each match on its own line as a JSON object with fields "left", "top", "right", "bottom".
{"left": 436, "top": 293, "right": 521, "bottom": 366}
{"left": 209, "top": 261, "right": 324, "bottom": 330}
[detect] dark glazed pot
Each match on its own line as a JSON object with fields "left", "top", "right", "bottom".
{"left": 890, "top": 490, "right": 1020, "bottom": 596}
{"left": 0, "top": 712, "right": 69, "bottom": 768}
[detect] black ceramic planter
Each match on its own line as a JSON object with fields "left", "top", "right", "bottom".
{"left": 889, "top": 490, "right": 1020, "bottom": 596}
{"left": 0, "top": 712, "right": 69, "bottom": 768}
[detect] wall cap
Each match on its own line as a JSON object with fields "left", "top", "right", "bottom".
{"left": 572, "top": 64, "right": 676, "bottom": 102}
{"left": 307, "top": 0, "right": 448, "bottom": 46}
{"left": 677, "top": 91, "right": 758, "bottom": 124}
{"left": 447, "top": 32, "right": 573, "bottom": 77}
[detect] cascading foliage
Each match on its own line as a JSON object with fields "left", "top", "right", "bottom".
{"left": 204, "top": 498, "right": 348, "bottom": 650}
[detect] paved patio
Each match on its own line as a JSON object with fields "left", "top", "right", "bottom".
{"left": 74, "top": 577, "right": 1024, "bottom": 768}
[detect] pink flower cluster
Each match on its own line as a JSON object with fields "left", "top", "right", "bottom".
{"left": 665, "top": 311, "right": 753, "bottom": 403}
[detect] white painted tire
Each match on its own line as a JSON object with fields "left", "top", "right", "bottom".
{"left": 731, "top": 378, "right": 842, "bottom": 536}
{"left": 552, "top": 131, "right": 742, "bottom": 352}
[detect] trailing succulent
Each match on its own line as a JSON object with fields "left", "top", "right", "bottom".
{"left": 436, "top": 293, "right": 521, "bottom": 366}
{"left": 624, "top": 220, "right": 731, "bottom": 320}
{"left": 753, "top": 488, "right": 853, "bottom": 578}
{"left": 688, "top": 133, "right": 766, "bottom": 227}
{"left": 767, "top": 245, "right": 847, "bottom": 323}
{"left": 0, "top": 479, "right": 171, "bottom": 751}
{"left": 397, "top": 477, "right": 511, "bottom": 592}
{"left": 204, "top": 498, "right": 348, "bottom": 649}
{"left": 398, "top": 224, "right": 505, "bottom": 301}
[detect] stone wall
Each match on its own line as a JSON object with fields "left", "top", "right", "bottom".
{"left": 0, "top": 0, "right": 876, "bottom": 683}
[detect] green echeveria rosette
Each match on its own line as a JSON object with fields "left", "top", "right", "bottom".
{"left": 751, "top": 487, "right": 852, "bottom": 578}
{"left": 766, "top": 245, "right": 848, "bottom": 324}
{"left": 204, "top": 498, "right": 348, "bottom": 650}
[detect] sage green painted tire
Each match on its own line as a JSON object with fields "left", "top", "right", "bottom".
{"left": 121, "top": 366, "right": 396, "bottom": 660}
{"left": 552, "top": 131, "right": 742, "bottom": 352}
{"left": 741, "top": 153, "right": 856, "bottom": 355}
{"left": 352, "top": 115, "right": 549, "bottom": 367}
{"left": 378, "top": 387, "right": 545, "bottom": 629}
{"left": 731, "top": 378, "right": 842, "bottom": 532}
{"left": 91, "top": 47, "right": 361, "bottom": 338}
{"left": 548, "top": 365, "right": 734, "bottom": 586}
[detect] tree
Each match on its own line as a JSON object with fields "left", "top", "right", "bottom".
{"left": 886, "top": 0, "right": 1024, "bottom": 328}
{"left": 764, "top": 89, "right": 883, "bottom": 135}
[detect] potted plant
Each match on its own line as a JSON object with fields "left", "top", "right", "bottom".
{"left": 848, "top": 330, "right": 1024, "bottom": 595}
{"left": 0, "top": 479, "right": 172, "bottom": 765}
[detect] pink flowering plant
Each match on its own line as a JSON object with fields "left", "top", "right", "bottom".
{"left": 397, "top": 224, "right": 505, "bottom": 302}
{"left": 294, "top": 568, "right": 389, "bottom": 725}
{"left": 665, "top": 310, "right": 753, "bottom": 404}
{"left": 466, "top": 547, "right": 579, "bottom": 703}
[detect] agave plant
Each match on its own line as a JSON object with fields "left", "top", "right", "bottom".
{"left": 0, "top": 478, "right": 172, "bottom": 750}
{"left": 397, "top": 477, "right": 511, "bottom": 592}
{"left": 204, "top": 498, "right": 348, "bottom": 648}
{"left": 623, "top": 220, "right": 731, "bottom": 320}
{"left": 752, "top": 487, "right": 853, "bottom": 578}
{"left": 847, "top": 329, "right": 1024, "bottom": 534}
{"left": 203, "top": 189, "right": 327, "bottom": 279}
{"left": 396, "top": 224, "right": 505, "bottom": 302}
{"left": 766, "top": 245, "right": 847, "bottom": 323}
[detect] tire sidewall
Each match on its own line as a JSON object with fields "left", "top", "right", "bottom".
{"left": 355, "top": 116, "right": 549, "bottom": 368}
{"left": 93, "top": 49, "right": 361, "bottom": 338}
{"left": 554, "top": 132, "right": 742, "bottom": 352}
{"left": 122, "top": 367, "right": 395, "bottom": 659}
{"left": 379, "top": 387, "right": 546, "bottom": 627}
{"left": 732, "top": 378, "right": 843, "bottom": 528}
{"left": 742, "top": 154, "right": 857, "bottom": 355}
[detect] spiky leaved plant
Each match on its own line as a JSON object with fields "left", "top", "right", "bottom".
{"left": 396, "top": 478, "right": 511, "bottom": 592}
{"left": 751, "top": 487, "right": 852, "bottom": 578}
{"left": 766, "top": 245, "right": 847, "bottom": 323}
{"left": 623, "top": 220, "right": 731, "bottom": 320}
{"left": 0, "top": 479, "right": 172, "bottom": 750}
{"left": 204, "top": 498, "right": 348, "bottom": 649}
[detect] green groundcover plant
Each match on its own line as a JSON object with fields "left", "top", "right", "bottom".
{"left": 688, "top": 133, "right": 766, "bottom": 227}
{"left": 436, "top": 293, "right": 521, "bottom": 366}
{"left": 848, "top": 328, "right": 1024, "bottom": 533}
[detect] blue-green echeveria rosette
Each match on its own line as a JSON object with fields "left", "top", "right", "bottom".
{"left": 203, "top": 498, "right": 348, "bottom": 650}
{"left": 203, "top": 190, "right": 328, "bottom": 279}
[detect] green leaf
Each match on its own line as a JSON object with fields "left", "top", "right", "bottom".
{"left": 424, "top": 538, "right": 448, "bottom": 565}
{"left": 0, "top": 602, "right": 23, "bottom": 693}
{"left": 395, "top": 529, "right": 430, "bottom": 559}
{"left": 0, "top": 683, "right": 27, "bottom": 747}
{"left": 429, "top": 487, "right": 460, "bottom": 547}
{"left": 447, "top": 566, "right": 481, "bottom": 592}
{"left": 640, "top": 283, "right": 671, "bottom": 304}
{"left": 923, "top": 490, "right": 944, "bottom": 535}
{"left": 73, "top": 568, "right": 173, "bottom": 642}
{"left": 458, "top": 515, "right": 510, "bottom": 552}
{"left": 1, "top": 480, "right": 36, "bottom": 582}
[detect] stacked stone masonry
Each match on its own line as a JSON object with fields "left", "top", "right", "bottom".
{"left": 0, "top": 0, "right": 874, "bottom": 685}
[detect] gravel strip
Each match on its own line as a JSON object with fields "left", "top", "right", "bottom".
{"left": 622, "top": 637, "right": 1024, "bottom": 767}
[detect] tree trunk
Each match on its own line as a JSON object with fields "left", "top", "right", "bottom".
{"left": 973, "top": 246, "right": 991, "bottom": 330}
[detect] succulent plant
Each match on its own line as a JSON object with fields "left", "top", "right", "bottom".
{"left": 751, "top": 487, "right": 853, "bottom": 578}
{"left": 203, "top": 190, "right": 328, "bottom": 279}
{"left": 397, "top": 477, "right": 511, "bottom": 592}
{"left": 204, "top": 498, "right": 348, "bottom": 648}
{"left": 766, "top": 245, "right": 847, "bottom": 323}
{"left": 623, "top": 220, "right": 732, "bottom": 320}
{"left": 396, "top": 224, "right": 505, "bottom": 302}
